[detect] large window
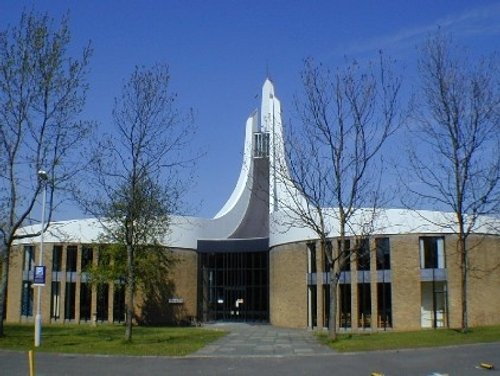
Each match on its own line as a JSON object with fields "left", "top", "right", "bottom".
{"left": 21, "top": 281, "right": 33, "bottom": 317}
{"left": 50, "top": 281, "right": 61, "bottom": 320}
{"left": 253, "top": 132, "right": 269, "bottom": 158}
{"left": 51, "top": 246, "right": 62, "bottom": 321}
{"left": 81, "top": 246, "right": 93, "bottom": 271}
{"left": 52, "top": 246, "right": 62, "bottom": 271}
{"left": 356, "top": 238, "right": 370, "bottom": 271}
{"left": 338, "top": 239, "right": 351, "bottom": 271}
{"left": 323, "top": 241, "right": 332, "bottom": 272}
{"left": 66, "top": 245, "right": 77, "bottom": 272}
{"left": 339, "top": 284, "right": 351, "bottom": 329}
{"left": 307, "top": 243, "right": 317, "bottom": 328}
{"left": 421, "top": 281, "right": 447, "bottom": 328}
{"left": 64, "top": 282, "right": 76, "bottom": 320}
{"left": 97, "top": 284, "right": 109, "bottom": 321}
{"left": 323, "top": 285, "right": 330, "bottom": 328}
{"left": 21, "top": 246, "right": 34, "bottom": 317}
{"left": 307, "top": 243, "right": 316, "bottom": 273}
{"left": 420, "top": 237, "right": 445, "bottom": 269}
{"left": 80, "top": 283, "right": 92, "bottom": 321}
{"left": 113, "top": 283, "right": 126, "bottom": 323}
{"left": 376, "top": 238, "right": 390, "bottom": 270}
{"left": 308, "top": 285, "right": 317, "bottom": 328}
{"left": 358, "top": 283, "right": 371, "bottom": 328}
{"left": 23, "top": 246, "right": 34, "bottom": 271}
{"left": 377, "top": 283, "right": 392, "bottom": 329}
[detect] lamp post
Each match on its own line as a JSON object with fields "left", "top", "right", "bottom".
{"left": 34, "top": 170, "right": 48, "bottom": 347}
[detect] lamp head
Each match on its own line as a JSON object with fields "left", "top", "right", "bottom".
{"left": 38, "top": 170, "right": 48, "bottom": 180}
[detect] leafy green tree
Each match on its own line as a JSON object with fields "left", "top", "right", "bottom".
{"left": 78, "top": 64, "right": 195, "bottom": 341}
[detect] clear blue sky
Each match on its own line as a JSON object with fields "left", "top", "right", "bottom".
{"left": 1, "top": 1, "right": 499, "bottom": 219}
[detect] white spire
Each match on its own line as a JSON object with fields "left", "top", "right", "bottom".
{"left": 260, "top": 78, "right": 275, "bottom": 133}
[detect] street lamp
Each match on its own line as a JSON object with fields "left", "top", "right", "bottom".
{"left": 34, "top": 170, "right": 48, "bottom": 347}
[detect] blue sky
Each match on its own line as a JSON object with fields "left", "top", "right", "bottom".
{"left": 2, "top": 1, "right": 499, "bottom": 219}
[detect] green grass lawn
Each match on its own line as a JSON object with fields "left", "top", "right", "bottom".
{"left": 318, "top": 325, "right": 500, "bottom": 352}
{"left": 0, "top": 324, "right": 227, "bottom": 356}
{"left": 2, "top": 324, "right": 499, "bottom": 356}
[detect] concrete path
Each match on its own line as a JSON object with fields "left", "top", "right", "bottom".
{"left": 191, "top": 322, "right": 333, "bottom": 357}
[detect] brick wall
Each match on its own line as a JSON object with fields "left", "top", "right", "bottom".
{"left": 269, "top": 242, "right": 307, "bottom": 328}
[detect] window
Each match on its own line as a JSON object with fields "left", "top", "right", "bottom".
{"left": 377, "top": 283, "right": 392, "bottom": 329}
{"left": 323, "top": 241, "right": 332, "bottom": 272}
{"left": 21, "top": 246, "right": 35, "bottom": 317}
{"left": 356, "top": 238, "right": 370, "bottom": 271}
{"left": 338, "top": 239, "right": 351, "bottom": 271}
{"left": 307, "top": 243, "right": 316, "bottom": 273}
{"left": 21, "top": 281, "right": 33, "bottom": 317}
{"left": 358, "top": 283, "right": 371, "bottom": 328}
{"left": 66, "top": 246, "right": 77, "bottom": 272}
{"left": 23, "top": 246, "right": 34, "bottom": 271}
{"left": 97, "top": 284, "right": 109, "bottom": 321}
{"left": 81, "top": 246, "right": 93, "bottom": 271}
{"left": 421, "top": 281, "right": 447, "bottom": 328}
{"left": 52, "top": 246, "right": 62, "bottom": 272}
{"left": 64, "top": 282, "right": 76, "bottom": 320}
{"left": 339, "top": 284, "right": 351, "bottom": 329}
{"left": 307, "top": 243, "right": 317, "bottom": 328}
{"left": 51, "top": 281, "right": 61, "bottom": 320}
{"left": 376, "top": 238, "right": 390, "bottom": 270}
{"left": 308, "top": 285, "right": 317, "bottom": 328}
{"left": 113, "top": 283, "right": 126, "bottom": 323}
{"left": 80, "top": 283, "right": 92, "bottom": 321}
{"left": 253, "top": 132, "right": 269, "bottom": 158}
{"left": 420, "top": 237, "right": 445, "bottom": 269}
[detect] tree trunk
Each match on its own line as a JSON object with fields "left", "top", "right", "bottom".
{"left": 125, "top": 243, "right": 134, "bottom": 342}
{"left": 329, "top": 274, "right": 338, "bottom": 340}
{"left": 327, "top": 237, "right": 340, "bottom": 340}
{"left": 328, "top": 215, "right": 347, "bottom": 340}
{"left": 0, "top": 247, "right": 9, "bottom": 337}
{"left": 458, "top": 233, "right": 468, "bottom": 332}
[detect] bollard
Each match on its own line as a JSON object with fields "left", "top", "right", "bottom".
{"left": 28, "top": 350, "right": 35, "bottom": 376}
{"left": 479, "top": 363, "right": 494, "bottom": 370}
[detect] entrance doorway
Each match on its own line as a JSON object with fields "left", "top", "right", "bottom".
{"left": 200, "top": 251, "right": 269, "bottom": 322}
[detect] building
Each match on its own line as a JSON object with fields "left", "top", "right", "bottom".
{"left": 7, "top": 79, "right": 500, "bottom": 331}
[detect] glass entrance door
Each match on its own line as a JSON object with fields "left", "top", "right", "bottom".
{"left": 200, "top": 251, "right": 268, "bottom": 322}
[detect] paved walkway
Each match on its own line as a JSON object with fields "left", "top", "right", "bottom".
{"left": 191, "top": 322, "right": 333, "bottom": 357}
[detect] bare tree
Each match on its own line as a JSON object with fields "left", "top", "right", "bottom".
{"left": 277, "top": 55, "right": 401, "bottom": 339}
{"left": 0, "top": 11, "right": 92, "bottom": 336}
{"left": 77, "top": 64, "right": 195, "bottom": 342}
{"left": 407, "top": 32, "right": 499, "bottom": 331}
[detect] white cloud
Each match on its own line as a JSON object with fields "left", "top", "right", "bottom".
{"left": 339, "top": 3, "right": 500, "bottom": 56}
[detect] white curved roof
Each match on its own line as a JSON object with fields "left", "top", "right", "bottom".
{"left": 15, "top": 80, "right": 500, "bottom": 250}
{"left": 15, "top": 207, "right": 499, "bottom": 250}
{"left": 269, "top": 208, "right": 499, "bottom": 246}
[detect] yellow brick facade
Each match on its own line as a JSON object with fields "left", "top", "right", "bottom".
{"left": 269, "top": 233, "right": 500, "bottom": 331}
{"left": 6, "top": 244, "right": 197, "bottom": 325}
{"left": 269, "top": 242, "right": 307, "bottom": 328}
{"left": 5, "top": 233, "right": 499, "bottom": 331}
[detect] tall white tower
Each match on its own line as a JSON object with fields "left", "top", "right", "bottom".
{"left": 207, "top": 79, "right": 298, "bottom": 240}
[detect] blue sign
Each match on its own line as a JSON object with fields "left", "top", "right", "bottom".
{"left": 34, "top": 265, "right": 46, "bottom": 286}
